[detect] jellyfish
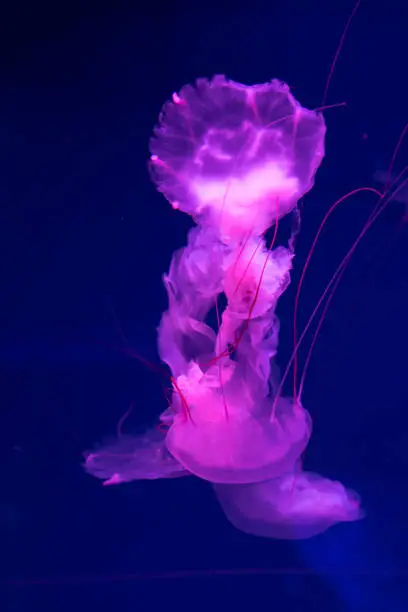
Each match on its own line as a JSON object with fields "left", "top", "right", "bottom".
{"left": 84, "top": 75, "right": 363, "bottom": 538}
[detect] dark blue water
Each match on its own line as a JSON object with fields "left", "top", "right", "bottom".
{"left": 3, "top": 1, "right": 408, "bottom": 610}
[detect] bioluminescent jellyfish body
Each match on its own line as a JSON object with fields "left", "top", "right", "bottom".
{"left": 84, "top": 75, "right": 363, "bottom": 538}
{"left": 214, "top": 469, "right": 364, "bottom": 540}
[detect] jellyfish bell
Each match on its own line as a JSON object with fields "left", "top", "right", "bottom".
{"left": 149, "top": 75, "right": 326, "bottom": 242}
{"left": 165, "top": 360, "right": 312, "bottom": 484}
{"left": 213, "top": 468, "right": 364, "bottom": 539}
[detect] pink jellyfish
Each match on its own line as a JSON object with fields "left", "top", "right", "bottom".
{"left": 84, "top": 75, "right": 363, "bottom": 538}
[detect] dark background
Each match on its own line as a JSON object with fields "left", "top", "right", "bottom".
{"left": 3, "top": 0, "right": 408, "bottom": 610}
